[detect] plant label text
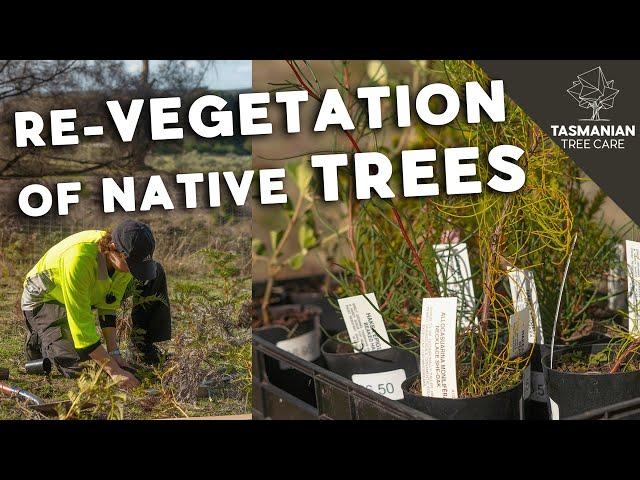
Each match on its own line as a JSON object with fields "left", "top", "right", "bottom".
{"left": 338, "top": 293, "right": 390, "bottom": 352}
{"left": 507, "top": 267, "right": 543, "bottom": 344}
{"left": 420, "top": 297, "right": 458, "bottom": 399}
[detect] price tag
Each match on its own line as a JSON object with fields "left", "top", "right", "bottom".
{"left": 351, "top": 369, "right": 407, "bottom": 400}
{"left": 434, "top": 243, "right": 477, "bottom": 327}
{"left": 420, "top": 297, "right": 458, "bottom": 399}
{"left": 338, "top": 293, "right": 390, "bottom": 352}
{"left": 626, "top": 240, "right": 640, "bottom": 334}
{"left": 549, "top": 397, "right": 560, "bottom": 420}
{"left": 276, "top": 328, "right": 320, "bottom": 369}
{"left": 530, "top": 371, "right": 548, "bottom": 403}
{"left": 509, "top": 308, "right": 531, "bottom": 359}
{"left": 507, "top": 267, "right": 543, "bottom": 344}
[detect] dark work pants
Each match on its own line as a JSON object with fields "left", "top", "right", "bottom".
{"left": 24, "top": 302, "right": 87, "bottom": 378}
{"left": 23, "top": 262, "right": 171, "bottom": 378}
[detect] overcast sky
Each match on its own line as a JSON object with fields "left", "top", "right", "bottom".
{"left": 124, "top": 60, "right": 251, "bottom": 90}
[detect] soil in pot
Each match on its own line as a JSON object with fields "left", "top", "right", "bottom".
{"left": 321, "top": 331, "right": 419, "bottom": 401}
{"left": 524, "top": 331, "right": 612, "bottom": 420}
{"left": 276, "top": 274, "right": 345, "bottom": 336}
{"left": 401, "top": 371, "right": 523, "bottom": 420}
{"left": 289, "top": 291, "right": 345, "bottom": 337}
{"left": 542, "top": 343, "right": 640, "bottom": 419}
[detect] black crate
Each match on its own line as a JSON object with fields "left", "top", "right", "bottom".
{"left": 252, "top": 332, "right": 433, "bottom": 420}
{"left": 566, "top": 397, "right": 640, "bottom": 420}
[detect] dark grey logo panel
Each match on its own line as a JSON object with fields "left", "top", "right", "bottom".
{"left": 479, "top": 61, "right": 639, "bottom": 225}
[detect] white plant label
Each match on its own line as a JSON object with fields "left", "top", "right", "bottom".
{"left": 626, "top": 240, "right": 640, "bottom": 334}
{"left": 434, "top": 243, "right": 477, "bottom": 327}
{"left": 530, "top": 371, "right": 547, "bottom": 403}
{"left": 507, "top": 267, "right": 543, "bottom": 344}
{"left": 608, "top": 244, "right": 627, "bottom": 312}
{"left": 276, "top": 327, "right": 320, "bottom": 369}
{"left": 509, "top": 308, "right": 531, "bottom": 359}
{"left": 420, "top": 297, "right": 458, "bottom": 399}
{"left": 549, "top": 397, "right": 560, "bottom": 420}
{"left": 351, "top": 368, "right": 407, "bottom": 401}
{"left": 338, "top": 293, "right": 390, "bottom": 352}
{"left": 522, "top": 365, "right": 531, "bottom": 401}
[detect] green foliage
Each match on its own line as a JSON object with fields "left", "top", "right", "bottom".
{"left": 253, "top": 160, "right": 325, "bottom": 320}
{"left": 197, "top": 248, "right": 250, "bottom": 306}
{"left": 58, "top": 363, "right": 127, "bottom": 420}
{"left": 535, "top": 167, "right": 627, "bottom": 342}
{"left": 325, "top": 60, "right": 624, "bottom": 396}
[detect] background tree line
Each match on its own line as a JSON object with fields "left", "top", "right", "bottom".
{"left": 0, "top": 60, "right": 250, "bottom": 179}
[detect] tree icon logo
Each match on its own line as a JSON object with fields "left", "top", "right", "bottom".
{"left": 567, "top": 66, "right": 619, "bottom": 122}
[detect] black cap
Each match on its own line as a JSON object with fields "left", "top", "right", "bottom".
{"left": 112, "top": 220, "right": 157, "bottom": 281}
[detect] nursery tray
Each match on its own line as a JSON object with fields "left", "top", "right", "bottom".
{"left": 252, "top": 332, "right": 433, "bottom": 420}
{"left": 566, "top": 396, "right": 640, "bottom": 420}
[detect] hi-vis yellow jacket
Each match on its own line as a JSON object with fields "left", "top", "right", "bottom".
{"left": 21, "top": 230, "right": 133, "bottom": 349}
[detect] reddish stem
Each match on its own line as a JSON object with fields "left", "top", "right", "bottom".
{"left": 348, "top": 178, "right": 367, "bottom": 295}
{"left": 391, "top": 208, "right": 437, "bottom": 297}
{"left": 286, "top": 60, "right": 436, "bottom": 297}
{"left": 610, "top": 338, "right": 640, "bottom": 374}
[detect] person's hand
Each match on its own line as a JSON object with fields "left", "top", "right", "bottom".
{"left": 110, "top": 368, "right": 140, "bottom": 390}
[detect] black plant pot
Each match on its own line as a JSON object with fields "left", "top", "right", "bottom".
{"left": 321, "top": 334, "right": 418, "bottom": 400}
{"left": 253, "top": 326, "right": 316, "bottom": 406}
{"left": 25, "top": 358, "right": 52, "bottom": 376}
{"left": 523, "top": 345, "right": 549, "bottom": 420}
{"left": 256, "top": 304, "right": 323, "bottom": 360}
{"left": 542, "top": 343, "right": 640, "bottom": 419}
{"left": 253, "top": 304, "right": 324, "bottom": 405}
{"left": 400, "top": 374, "right": 523, "bottom": 420}
{"left": 289, "top": 291, "right": 345, "bottom": 337}
{"left": 524, "top": 343, "right": 571, "bottom": 420}
{"left": 525, "top": 332, "right": 612, "bottom": 420}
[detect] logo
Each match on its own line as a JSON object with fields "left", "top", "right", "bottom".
{"left": 566, "top": 66, "right": 619, "bottom": 122}
{"left": 550, "top": 66, "right": 634, "bottom": 151}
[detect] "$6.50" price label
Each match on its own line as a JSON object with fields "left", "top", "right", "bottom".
{"left": 351, "top": 369, "right": 407, "bottom": 400}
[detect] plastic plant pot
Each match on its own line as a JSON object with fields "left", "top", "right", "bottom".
{"left": 289, "top": 291, "right": 345, "bottom": 336}
{"left": 400, "top": 374, "right": 524, "bottom": 420}
{"left": 321, "top": 333, "right": 418, "bottom": 401}
{"left": 523, "top": 344, "right": 549, "bottom": 420}
{"left": 525, "top": 332, "right": 611, "bottom": 419}
{"left": 524, "top": 343, "right": 571, "bottom": 420}
{"left": 255, "top": 304, "right": 323, "bottom": 361}
{"left": 25, "top": 358, "right": 52, "bottom": 376}
{"left": 542, "top": 343, "right": 640, "bottom": 419}
{"left": 253, "top": 304, "right": 324, "bottom": 405}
